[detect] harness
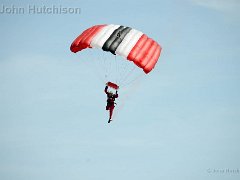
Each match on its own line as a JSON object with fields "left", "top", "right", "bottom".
{"left": 107, "top": 94, "right": 117, "bottom": 105}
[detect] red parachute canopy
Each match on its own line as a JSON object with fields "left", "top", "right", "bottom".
{"left": 70, "top": 24, "right": 162, "bottom": 73}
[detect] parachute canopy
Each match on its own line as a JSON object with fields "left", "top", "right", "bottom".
{"left": 70, "top": 24, "right": 162, "bottom": 73}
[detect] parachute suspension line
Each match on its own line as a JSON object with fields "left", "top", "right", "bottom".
{"left": 112, "top": 76, "right": 142, "bottom": 120}
{"left": 120, "top": 60, "right": 137, "bottom": 84}
{"left": 83, "top": 52, "right": 105, "bottom": 84}
{"left": 119, "top": 66, "right": 136, "bottom": 85}
{"left": 94, "top": 52, "right": 109, "bottom": 84}
{"left": 98, "top": 52, "right": 109, "bottom": 83}
{"left": 120, "top": 63, "right": 128, "bottom": 83}
{"left": 98, "top": 56, "right": 105, "bottom": 82}
{"left": 93, "top": 52, "right": 107, "bottom": 83}
{"left": 115, "top": 55, "right": 118, "bottom": 85}
{"left": 108, "top": 54, "right": 112, "bottom": 83}
{"left": 121, "top": 73, "right": 144, "bottom": 88}
{"left": 115, "top": 55, "right": 121, "bottom": 85}
{"left": 102, "top": 53, "right": 109, "bottom": 82}
{"left": 116, "top": 59, "right": 131, "bottom": 85}
{"left": 117, "top": 56, "right": 121, "bottom": 85}
{"left": 102, "top": 52, "right": 112, "bottom": 84}
{"left": 93, "top": 52, "right": 119, "bottom": 86}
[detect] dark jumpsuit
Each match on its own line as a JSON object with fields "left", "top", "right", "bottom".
{"left": 105, "top": 86, "right": 118, "bottom": 120}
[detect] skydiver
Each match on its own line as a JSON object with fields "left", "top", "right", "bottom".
{"left": 105, "top": 85, "right": 118, "bottom": 123}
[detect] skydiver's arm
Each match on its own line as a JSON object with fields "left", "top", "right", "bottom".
{"left": 115, "top": 91, "right": 118, "bottom": 98}
{"left": 105, "top": 86, "right": 108, "bottom": 94}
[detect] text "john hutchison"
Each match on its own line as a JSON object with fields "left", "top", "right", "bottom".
{"left": 0, "top": 4, "right": 81, "bottom": 14}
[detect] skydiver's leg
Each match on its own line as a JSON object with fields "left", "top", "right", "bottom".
{"left": 109, "top": 105, "right": 114, "bottom": 119}
{"left": 108, "top": 106, "right": 114, "bottom": 123}
{"left": 106, "top": 102, "right": 110, "bottom": 110}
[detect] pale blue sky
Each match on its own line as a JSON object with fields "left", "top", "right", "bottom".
{"left": 1, "top": 0, "right": 240, "bottom": 180}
